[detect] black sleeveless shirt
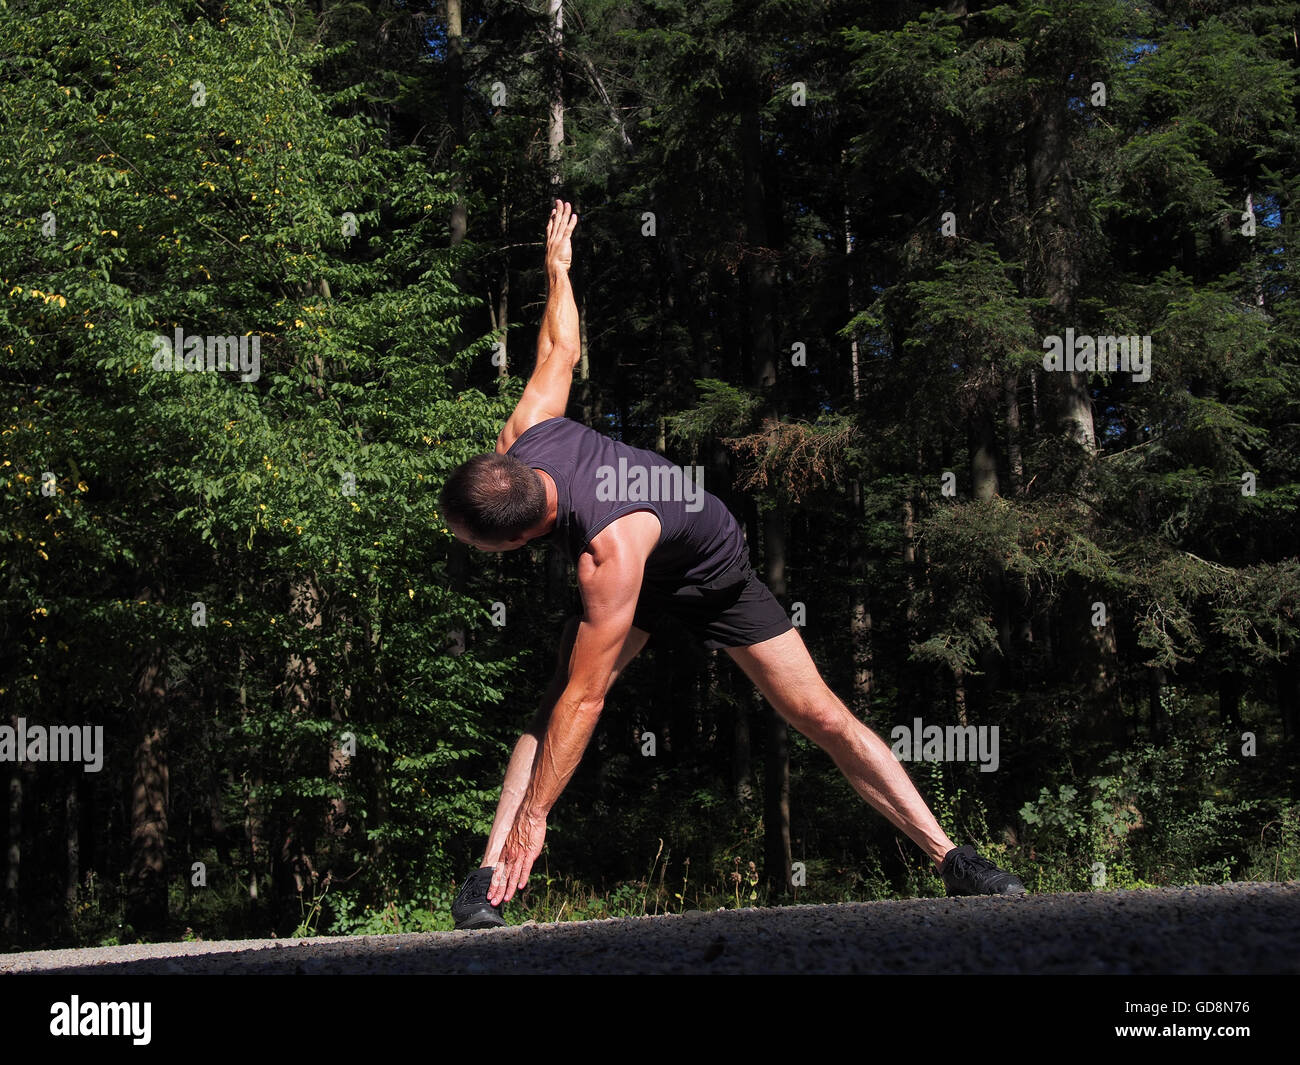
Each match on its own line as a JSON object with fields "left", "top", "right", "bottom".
{"left": 506, "top": 417, "right": 746, "bottom": 588}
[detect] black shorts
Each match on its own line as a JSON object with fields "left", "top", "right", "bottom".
{"left": 632, "top": 553, "right": 793, "bottom": 650}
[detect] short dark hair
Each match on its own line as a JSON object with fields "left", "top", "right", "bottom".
{"left": 439, "top": 453, "right": 547, "bottom": 541}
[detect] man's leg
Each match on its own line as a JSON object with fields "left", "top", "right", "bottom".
{"left": 480, "top": 616, "right": 650, "bottom": 867}
{"left": 725, "top": 628, "right": 957, "bottom": 868}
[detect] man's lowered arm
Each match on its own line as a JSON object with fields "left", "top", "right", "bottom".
{"left": 487, "top": 513, "right": 659, "bottom": 905}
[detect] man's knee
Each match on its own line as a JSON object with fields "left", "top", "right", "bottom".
{"left": 790, "top": 685, "right": 854, "bottom": 748}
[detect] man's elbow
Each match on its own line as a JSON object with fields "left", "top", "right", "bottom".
{"left": 549, "top": 342, "right": 580, "bottom": 370}
{"left": 573, "top": 694, "right": 605, "bottom": 719}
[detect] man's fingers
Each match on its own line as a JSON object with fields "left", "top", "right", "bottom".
{"left": 506, "top": 867, "right": 526, "bottom": 901}
{"left": 492, "top": 862, "right": 513, "bottom": 905}
{"left": 493, "top": 855, "right": 522, "bottom": 904}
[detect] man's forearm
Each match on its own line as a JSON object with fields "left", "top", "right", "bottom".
{"left": 481, "top": 731, "right": 540, "bottom": 867}
{"left": 518, "top": 692, "right": 603, "bottom": 820}
{"left": 537, "top": 266, "right": 579, "bottom": 366}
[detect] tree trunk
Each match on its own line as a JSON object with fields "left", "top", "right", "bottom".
{"left": 740, "top": 82, "right": 792, "bottom": 896}
{"left": 1005, "top": 371, "right": 1024, "bottom": 492}
{"left": 578, "top": 290, "right": 592, "bottom": 423}
{"left": 762, "top": 508, "right": 793, "bottom": 895}
{"left": 447, "top": 0, "right": 467, "bottom": 246}
{"left": 726, "top": 654, "right": 754, "bottom": 802}
{"left": 547, "top": 0, "right": 564, "bottom": 191}
{"left": 849, "top": 480, "right": 874, "bottom": 716}
{"left": 844, "top": 183, "right": 873, "bottom": 714}
{"left": 1025, "top": 47, "right": 1118, "bottom": 742}
{"left": 494, "top": 173, "right": 510, "bottom": 377}
{"left": 4, "top": 732, "right": 21, "bottom": 935}
{"left": 970, "top": 403, "right": 999, "bottom": 502}
{"left": 279, "top": 575, "right": 324, "bottom": 910}
{"left": 445, "top": 0, "right": 472, "bottom": 660}
{"left": 1148, "top": 666, "right": 1165, "bottom": 742}
{"left": 1026, "top": 79, "right": 1093, "bottom": 450}
{"left": 65, "top": 770, "right": 79, "bottom": 911}
{"left": 126, "top": 641, "right": 169, "bottom": 933}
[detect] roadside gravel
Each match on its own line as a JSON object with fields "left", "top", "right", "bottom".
{"left": 2, "top": 881, "right": 1295, "bottom": 975}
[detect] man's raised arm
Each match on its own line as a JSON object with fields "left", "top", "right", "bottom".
{"left": 496, "top": 200, "right": 581, "bottom": 454}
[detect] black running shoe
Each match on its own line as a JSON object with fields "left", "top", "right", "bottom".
{"left": 452, "top": 867, "right": 507, "bottom": 929}
{"left": 940, "top": 845, "right": 1027, "bottom": 896}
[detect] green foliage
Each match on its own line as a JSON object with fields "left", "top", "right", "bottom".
{"left": 1015, "top": 726, "right": 1261, "bottom": 892}
{"left": 0, "top": 0, "right": 513, "bottom": 945}
{"left": 1244, "top": 803, "right": 1300, "bottom": 883}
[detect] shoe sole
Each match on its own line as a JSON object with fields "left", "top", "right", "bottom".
{"left": 453, "top": 904, "right": 506, "bottom": 929}
{"left": 455, "top": 916, "right": 506, "bottom": 929}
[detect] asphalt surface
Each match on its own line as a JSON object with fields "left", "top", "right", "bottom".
{"left": 2, "top": 881, "right": 1295, "bottom": 975}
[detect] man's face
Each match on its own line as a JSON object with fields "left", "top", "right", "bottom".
{"left": 448, "top": 519, "right": 528, "bottom": 553}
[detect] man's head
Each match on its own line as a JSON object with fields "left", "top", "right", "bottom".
{"left": 439, "top": 452, "right": 548, "bottom": 551}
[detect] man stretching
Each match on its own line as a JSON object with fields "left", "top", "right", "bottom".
{"left": 440, "top": 200, "right": 1026, "bottom": 928}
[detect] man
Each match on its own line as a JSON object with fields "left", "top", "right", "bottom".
{"left": 440, "top": 200, "right": 1026, "bottom": 929}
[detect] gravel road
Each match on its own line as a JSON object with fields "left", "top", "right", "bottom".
{"left": 2, "top": 881, "right": 1295, "bottom": 975}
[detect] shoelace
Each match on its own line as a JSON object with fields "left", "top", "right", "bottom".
{"left": 949, "top": 850, "right": 997, "bottom": 882}
{"left": 459, "top": 873, "right": 491, "bottom": 905}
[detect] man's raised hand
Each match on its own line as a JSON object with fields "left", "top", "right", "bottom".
{"left": 546, "top": 198, "right": 578, "bottom": 272}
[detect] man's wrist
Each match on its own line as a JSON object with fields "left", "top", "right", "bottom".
{"left": 518, "top": 806, "right": 548, "bottom": 830}
{"left": 518, "top": 791, "right": 550, "bottom": 823}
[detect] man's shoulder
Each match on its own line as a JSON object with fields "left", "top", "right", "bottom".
{"left": 502, "top": 415, "right": 583, "bottom": 455}
{"left": 582, "top": 509, "right": 662, "bottom": 569}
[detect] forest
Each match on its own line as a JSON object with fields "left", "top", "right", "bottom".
{"left": 1, "top": 0, "right": 1298, "bottom": 948}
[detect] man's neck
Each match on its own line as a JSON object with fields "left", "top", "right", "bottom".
{"left": 530, "top": 468, "right": 559, "bottom": 537}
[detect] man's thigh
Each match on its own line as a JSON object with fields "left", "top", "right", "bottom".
{"left": 724, "top": 628, "right": 843, "bottom": 740}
